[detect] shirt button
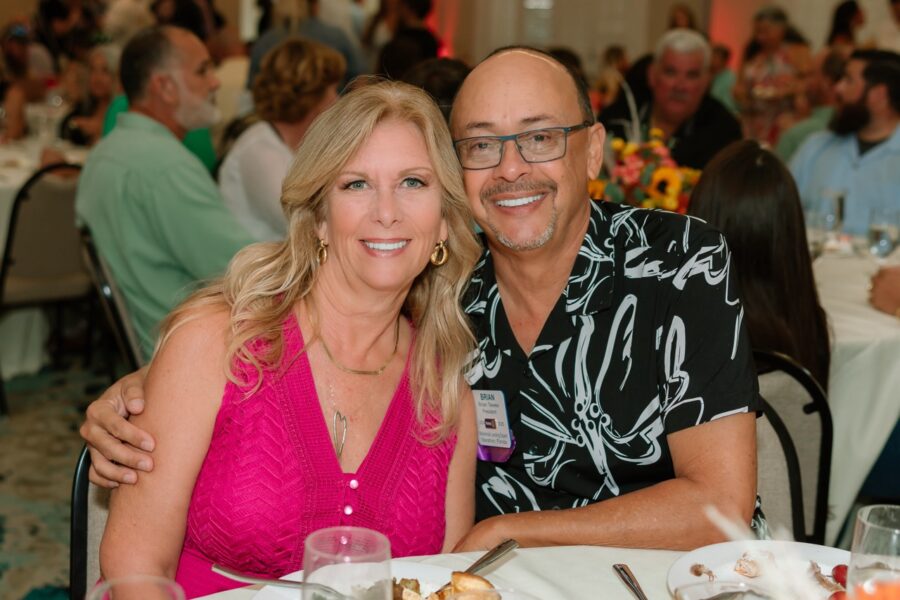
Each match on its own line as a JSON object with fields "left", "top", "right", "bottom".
{"left": 343, "top": 505, "right": 353, "bottom": 516}
{"left": 349, "top": 479, "right": 359, "bottom": 489}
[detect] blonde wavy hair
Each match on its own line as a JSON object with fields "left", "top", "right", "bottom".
{"left": 157, "top": 80, "right": 482, "bottom": 441}
{"left": 252, "top": 38, "right": 346, "bottom": 124}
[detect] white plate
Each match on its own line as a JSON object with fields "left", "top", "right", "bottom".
{"left": 251, "top": 561, "right": 453, "bottom": 599}
{"left": 667, "top": 540, "right": 850, "bottom": 598}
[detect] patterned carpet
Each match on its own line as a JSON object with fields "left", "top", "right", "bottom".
{"left": 0, "top": 366, "right": 108, "bottom": 600}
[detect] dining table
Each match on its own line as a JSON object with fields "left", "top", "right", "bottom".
{"left": 198, "top": 545, "right": 685, "bottom": 600}
{"left": 0, "top": 136, "right": 87, "bottom": 379}
{"left": 813, "top": 249, "right": 900, "bottom": 545}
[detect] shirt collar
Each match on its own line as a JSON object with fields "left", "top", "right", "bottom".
{"left": 467, "top": 201, "right": 617, "bottom": 320}
{"left": 116, "top": 111, "right": 178, "bottom": 139}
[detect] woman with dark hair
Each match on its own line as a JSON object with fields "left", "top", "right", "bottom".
{"left": 827, "top": 0, "right": 864, "bottom": 48}
{"left": 688, "top": 140, "right": 831, "bottom": 388}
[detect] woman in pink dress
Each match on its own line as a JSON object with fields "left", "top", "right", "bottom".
{"left": 98, "top": 80, "right": 482, "bottom": 598}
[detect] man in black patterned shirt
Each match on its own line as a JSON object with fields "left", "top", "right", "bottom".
{"left": 449, "top": 47, "right": 759, "bottom": 551}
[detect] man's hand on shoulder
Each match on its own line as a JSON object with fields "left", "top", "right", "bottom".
{"left": 79, "top": 367, "right": 155, "bottom": 488}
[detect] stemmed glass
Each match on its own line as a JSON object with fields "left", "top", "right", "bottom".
{"left": 86, "top": 574, "right": 185, "bottom": 600}
{"left": 866, "top": 208, "right": 899, "bottom": 261}
{"left": 848, "top": 504, "right": 900, "bottom": 599}
{"left": 302, "top": 526, "right": 392, "bottom": 600}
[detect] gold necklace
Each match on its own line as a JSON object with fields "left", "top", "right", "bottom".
{"left": 319, "top": 318, "right": 400, "bottom": 376}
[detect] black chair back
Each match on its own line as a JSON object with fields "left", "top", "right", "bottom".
{"left": 754, "top": 349, "right": 833, "bottom": 544}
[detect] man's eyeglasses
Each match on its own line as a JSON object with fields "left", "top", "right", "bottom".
{"left": 453, "top": 121, "right": 592, "bottom": 170}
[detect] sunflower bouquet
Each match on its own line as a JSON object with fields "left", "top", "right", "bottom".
{"left": 589, "top": 128, "right": 700, "bottom": 214}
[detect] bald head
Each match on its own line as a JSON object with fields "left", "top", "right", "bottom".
{"left": 451, "top": 48, "right": 592, "bottom": 137}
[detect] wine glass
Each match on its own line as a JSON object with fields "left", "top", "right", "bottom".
{"left": 86, "top": 574, "right": 185, "bottom": 600}
{"left": 805, "top": 208, "right": 828, "bottom": 259}
{"left": 302, "top": 526, "right": 391, "bottom": 600}
{"left": 446, "top": 590, "right": 542, "bottom": 600}
{"left": 673, "top": 581, "right": 771, "bottom": 599}
{"left": 848, "top": 504, "right": 900, "bottom": 599}
{"left": 866, "top": 208, "right": 899, "bottom": 260}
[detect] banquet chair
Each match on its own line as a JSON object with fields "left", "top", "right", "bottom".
{"left": 78, "top": 227, "right": 145, "bottom": 372}
{"left": 70, "top": 445, "right": 110, "bottom": 600}
{"left": 0, "top": 162, "right": 92, "bottom": 415}
{"left": 754, "top": 349, "right": 833, "bottom": 544}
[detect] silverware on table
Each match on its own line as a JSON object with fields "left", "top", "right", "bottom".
{"left": 613, "top": 563, "right": 650, "bottom": 600}
{"left": 435, "top": 538, "right": 520, "bottom": 593}
{"left": 211, "top": 564, "right": 348, "bottom": 599}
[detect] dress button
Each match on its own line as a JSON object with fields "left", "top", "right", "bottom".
{"left": 343, "top": 505, "right": 353, "bottom": 516}
{"left": 349, "top": 479, "right": 359, "bottom": 489}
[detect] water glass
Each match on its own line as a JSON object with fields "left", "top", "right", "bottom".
{"left": 446, "top": 590, "right": 542, "bottom": 600}
{"left": 302, "top": 526, "right": 391, "bottom": 600}
{"left": 867, "top": 209, "right": 899, "bottom": 259}
{"left": 848, "top": 504, "right": 900, "bottom": 598}
{"left": 805, "top": 208, "right": 828, "bottom": 259}
{"left": 673, "top": 581, "right": 771, "bottom": 599}
{"left": 86, "top": 574, "right": 185, "bottom": 600}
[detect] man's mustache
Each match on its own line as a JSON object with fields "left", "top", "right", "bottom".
{"left": 480, "top": 180, "right": 558, "bottom": 203}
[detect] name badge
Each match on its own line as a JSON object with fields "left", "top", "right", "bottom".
{"left": 473, "top": 389, "right": 516, "bottom": 462}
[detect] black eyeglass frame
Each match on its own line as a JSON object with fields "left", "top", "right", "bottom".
{"left": 453, "top": 121, "right": 593, "bottom": 170}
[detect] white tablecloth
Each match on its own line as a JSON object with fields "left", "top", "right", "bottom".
{"left": 814, "top": 253, "right": 900, "bottom": 544}
{"left": 0, "top": 139, "right": 87, "bottom": 379}
{"left": 198, "top": 545, "right": 685, "bottom": 600}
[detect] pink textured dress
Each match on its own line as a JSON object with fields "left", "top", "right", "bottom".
{"left": 172, "top": 316, "right": 456, "bottom": 598}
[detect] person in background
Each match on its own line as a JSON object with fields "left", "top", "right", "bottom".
{"left": 601, "top": 29, "right": 742, "bottom": 169}
{"left": 98, "top": 79, "right": 479, "bottom": 599}
{"left": 593, "top": 44, "right": 627, "bottom": 113}
{"left": 219, "top": 38, "right": 344, "bottom": 241}
{"left": 870, "top": 265, "right": 900, "bottom": 316}
{"left": 776, "top": 48, "right": 846, "bottom": 162}
{"left": 0, "top": 22, "right": 49, "bottom": 141}
{"left": 790, "top": 50, "right": 900, "bottom": 235}
{"left": 376, "top": 0, "right": 440, "bottom": 79}
{"left": 710, "top": 43, "right": 738, "bottom": 114}
{"left": 827, "top": 0, "right": 864, "bottom": 49}
{"left": 689, "top": 140, "right": 831, "bottom": 389}
{"left": 872, "top": 0, "right": 900, "bottom": 53}
{"left": 76, "top": 26, "right": 254, "bottom": 357}
{"left": 247, "top": 0, "right": 364, "bottom": 90}
{"left": 668, "top": 3, "right": 698, "bottom": 31}
{"left": 734, "top": 5, "right": 812, "bottom": 144}
{"left": 60, "top": 44, "right": 119, "bottom": 145}
{"left": 400, "top": 56, "right": 470, "bottom": 123}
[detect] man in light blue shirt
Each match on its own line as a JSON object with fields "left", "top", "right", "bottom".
{"left": 76, "top": 26, "right": 254, "bottom": 357}
{"left": 790, "top": 50, "right": 900, "bottom": 236}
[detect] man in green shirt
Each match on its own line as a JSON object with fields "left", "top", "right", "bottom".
{"left": 76, "top": 26, "right": 254, "bottom": 357}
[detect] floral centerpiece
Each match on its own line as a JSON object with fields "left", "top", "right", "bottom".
{"left": 589, "top": 128, "right": 700, "bottom": 214}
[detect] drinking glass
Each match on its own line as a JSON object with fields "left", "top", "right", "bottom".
{"left": 805, "top": 208, "right": 828, "bottom": 259}
{"left": 86, "top": 574, "right": 185, "bottom": 600}
{"left": 302, "top": 526, "right": 391, "bottom": 600}
{"left": 673, "top": 581, "right": 770, "bottom": 599}
{"left": 866, "top": 209, "right": 899, "bottom": 260}
{"left": 848, "top": 504, "right": 900, "bottom": 599}
{"left": 446, "top": 590, "right": 542, "bottom": 600}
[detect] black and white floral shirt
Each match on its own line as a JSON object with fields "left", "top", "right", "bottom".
{"left": 464, "top": 200, "right": 759, "bottom": 520}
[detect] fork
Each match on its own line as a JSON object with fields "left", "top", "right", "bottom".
{"left": 613, "top": 563, "right": 650, "bottom": 600}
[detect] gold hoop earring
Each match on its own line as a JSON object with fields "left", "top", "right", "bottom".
{"left": 430, "top": 240, "right": 449, "bottom": 266}
{"left": 316, "top": 239, "right": 328, "bottom": 265}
